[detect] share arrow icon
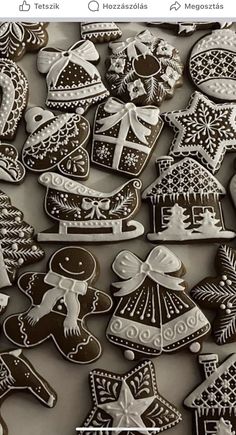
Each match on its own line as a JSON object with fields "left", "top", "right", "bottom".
{"left": 170, "top": 1, "right": 181, "bottom": 10}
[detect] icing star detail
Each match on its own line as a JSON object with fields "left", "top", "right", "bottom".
{"left": 80, "top": 360, "right": 182, "bottom": 434}
{"left": 191, "top": 245, "right": 236, "bottom": 345}
{"left": 164, "top": 92, "right": 236, "bottom": 173}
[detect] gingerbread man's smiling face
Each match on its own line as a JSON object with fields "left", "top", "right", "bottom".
{"left": 49, "top": 247, "right": 96, "bottom": 281}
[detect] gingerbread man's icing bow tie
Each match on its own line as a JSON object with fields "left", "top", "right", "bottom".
{"left": 81, "top": 198, "right": 110, "bottom": 220}
{"left": 109, "top": 29, "right": 153, "bottom": 60}
{"left": 113, "top": 246, "right": 185, "bottom": 297}
{"left": 97, "top": 98, "right": 160, "bottom": 144}
{"left": 37, "top": 41, "right": 100, "bottom": 86}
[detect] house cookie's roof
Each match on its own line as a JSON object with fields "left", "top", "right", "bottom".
{"left": 142, "top": 157, "right": 225, "bottom": 199}
{"left": 184, "top": 354, "right": 236, "bottom": 411}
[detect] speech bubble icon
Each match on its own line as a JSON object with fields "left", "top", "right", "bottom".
{"left": 88, "top": 0, "right": 99, "bottom": 11}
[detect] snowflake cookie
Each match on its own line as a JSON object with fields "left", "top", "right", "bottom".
{"left": 80, "top": 22, "right": 122, "bottom": 43}
{"left": 189, "top": 29, "right": 236, "bottom": 101}
{"left": 191, "top": 245, "right": 236, "bottom": 345}
{"left": 80, "top": 360, "right": 182, "bottom": 434}
{"left": 0, "top": 349, "right": 56, "bottom": 435}
{"left": 164, "top": 92, "right": 236, "bottom": 174}
{"left": 0, "top": 22, "right": 48, "bottom": 61}
{"left": 106, "top": 29, "right": 183, "bottom": 106}
{"left": 3, "top": 247, "right": 112, "bottom": 364}
{"left": 22, "top": 107, "right": 90, "bottom": 179}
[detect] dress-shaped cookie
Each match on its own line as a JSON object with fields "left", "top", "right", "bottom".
{"left": 106, "top": 30, "right": 183, "bottom": 106}
{"left": 22, "top": 107, "right": 90, "bottom": 179}
{"left": 37, "top": 41, "right": 109, "bottom": 114}
{"left": 80, "top": 360, "right": 182, "bottom": 434}
{"left": 0, "top": 59, "right": 28, "bottom": 140}
{"left": 189, "top": 29, "right": 236, "bottom": 101}
{"left": 4, "top": 247, "right": 113, "bottom": 364}
{"left": 0, "top": 22, "right": 48, "bottom": 61}
{"left": 106, "top": 246, "right": 211, "bottom": 360}
{"left": 37, "top": 172, "right": 144, "bottom": 242}
{"left": 0, "top": 349, "right": 56, "bottom": 435}
{"left": 80, "top": 22, "right": 122, "bottom": 43}
{"left": 0, "top": 143, "right": 25, "bottom": 183}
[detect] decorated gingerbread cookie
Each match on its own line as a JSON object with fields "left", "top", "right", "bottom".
{"left": 142, "top": 156, "right": 235, "bottom": 243}
{"left": 0, "top": 348, "right": 56, "bottom": 435}
{"left": 0, "top": 190, "right": 44, "bottom": 289}
{"left": 4, "top": 247, "right": 112, "bottom": 364}
{"left": 0, "top": 293, "right": 9, "bottom": 315}
{"left": 80, "top": 360, "right": 182, "bottom": 434}
{"left": 184, "top": 353, "right": 236, "bottom": 435}
{"left": 106, "top": 246, "right": 211, "bottom": 360}
{"left": 81, "top": 22, "right": 122, "bottom": 43}
{"left": 148, "top": 22, "right": 232, "bottom": 36}
{"left": 0, "top": 59, "right": 28, "bottom": 141}
{"left": 91, "top": 97, "right": 163, "bottom": 177}
{"left": 37, "top": 41, "right": 109, "bottom": 114}
{"left": 22, "top": 107, "right": 90, "bottom": 179}
{"left": 0, "top": 143, "right": 25, "bottom": 183}
{"left": 37, "top": 172, "right": 144, "bottom": 242}
{"left": 164, "top": 92, "right": 236, "bottom": 174}
{"left": 0, "top": 22, "right": 48, "bottom": 61}
{"left": 191, "top": 245, "right": 236, "bottom": 345}
{"left": 189, "top": 29, "right": 236, "bottom": 101}
{"left": 106, "top": 30, "right": 183, "bottom": 106}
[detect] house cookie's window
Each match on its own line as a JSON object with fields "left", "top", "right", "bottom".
{"left": 192, "top": 206, "right": 214, "bottom": 225}
{"left": 161, "top": 207, "right": 172, "bottom": 227}
{"left": 204, "top": 421, "right": 218, "bottom": 433}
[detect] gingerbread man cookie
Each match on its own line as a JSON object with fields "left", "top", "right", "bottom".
{"left": 4, "top": 247, "right": 113, "bottom": 364}
{"left": 0, "top": 348, "right": 57, "bottom": 435}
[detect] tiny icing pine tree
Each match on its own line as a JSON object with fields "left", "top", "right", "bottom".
{"left": 216, "top": 418, "right": 235, "bottom": 435}
{"left": 195, "top": 209, "right": 222, "bottom": 237}
{"left": 158, "top": 204, "right": 193, "bottom": 240}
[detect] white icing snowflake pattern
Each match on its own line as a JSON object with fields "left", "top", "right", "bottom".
{"left": 124, "top": 153, "right": 139, "bottom": 168}
{"left": 95, "top": 144, "right": 111, "bottom": 160}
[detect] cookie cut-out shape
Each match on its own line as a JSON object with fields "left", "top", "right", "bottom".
{"left": 37, "top": 40, "right": 109, "bottom": 114}
{"left": 4, "top": 247, "right": 112, "bottom": 364}
{"left": 0, "top": 22, "right": 48, "bottom": 61}
{"left": 22, "top": 107, "right": 90, "bottom": 179}
{"left": 184, "top": 353, "right": 236, "bottom": 435}
{"left": 0, "top": 59, "right": 28, "bottom": 141}
{"left": 142, "top": 156, "right": 235, "bottom": 243}
{"left": 37, "top": 172, "right": 144, "bottom": 242}
{"left": 91, "top": 97, "right": 163, "bottom": 177}
{"left": 106, "top": 246, "right": 210, "bottom": 360}
{"left": 0, "top": 348, "right": 56, "bottom": 435}
{"left": 189, "top": 29, "right": 236, "bottom": 101}
{"left": 81, "top": 22, "right": 122, "bottom": 43}
{"left": 106, "top": 30, "right": 183, "bottom": 106}
{"left": 191, "top": 245, "right": 236, "bottom": 345}
{"left": 0, "top": 190, "right": 44, "bottom": 289}
{"left": 148, "top": 22, "right": 232, "bottom": 36}
{"left": 80, "top": 360, "right": 182, "bottom": 434}
{"left": 0, "top": 143, "right": 25, "bottom": 183}
{"left": 164, "top": 92, "right": 236, "bottom": 174}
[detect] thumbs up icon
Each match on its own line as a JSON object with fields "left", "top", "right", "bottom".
{"left": 19, "top": 1, "right": 31, "bottom": 11}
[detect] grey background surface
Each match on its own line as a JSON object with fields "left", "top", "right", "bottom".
{"left": 1, "top": 21, "right": 236, "bottom": 435}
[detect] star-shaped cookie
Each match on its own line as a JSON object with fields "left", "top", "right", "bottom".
{"left": 80, "top": 360, "right": 182, "bottom": 434}
{"left": 164, "top": 92, "right": 236, "bottom": 173}
{"left": 191, "top": 245, "right": 236, "bottom": 345}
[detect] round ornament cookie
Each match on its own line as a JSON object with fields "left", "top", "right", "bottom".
{"left": 106, "top": 30, "right": 183, "bottom": 106}
{"left": 189, "top": 29, "right": 236, "bottom": 101}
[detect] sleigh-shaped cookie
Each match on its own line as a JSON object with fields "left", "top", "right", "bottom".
{"left": 37, "top": 172, "right": 144, "bottom": 242}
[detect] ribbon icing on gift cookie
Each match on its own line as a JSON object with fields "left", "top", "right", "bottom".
{"left": 0, "top": 143, "right": 25, "bottom": 183}
{"left": 37, "top": 40, "right": 109, "bottom": 114}
{"left": 142, "top": 156, "right": 235, "bottom": 243}
{"left": 106, "top": 30, "right": 183, "bottom": 106}
{"left": 0, "top": 59, "right": 28, "bottom": 141}
{"left": 0, "top": 348, "right": 56, "bottom": 435}
{"left": 189, "top": 29, "right": 236, "bottom": 101}
{"left": 0, "top": 22, "right": 48, "bottom": 61}
{"left": 184, "top": 353, "right": 236, "bottom": 435}
{"left": 0, "top": 191, "right": 44, "bottom": 289}
{"left": 106, "top": 246, "right": 211, "bottom": 361}
{"left": 148, "top": 22, "right": 232, "bottom": 36}
{"left": 191, "top": 245, "right": 236, "bottom": 346}
{"left": 80, "top": 22, "right": 122, "bottom": 43}
{"left": 37, "top": 172, "right": 144, "bottom": 242}
{"left": 4, "top": 247, "right": 113, "bottom": 364}
{"left": 22, "top": 107, "right": 90, "bottom": 179}
{"left": 164, "top": 92, "right": 236, "bottom": 174}
{"left": 92, "top": 97, "right": 163, "bottom": 177}
{"left": 80, "top": 360, "right": 182, "bottom": 434}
